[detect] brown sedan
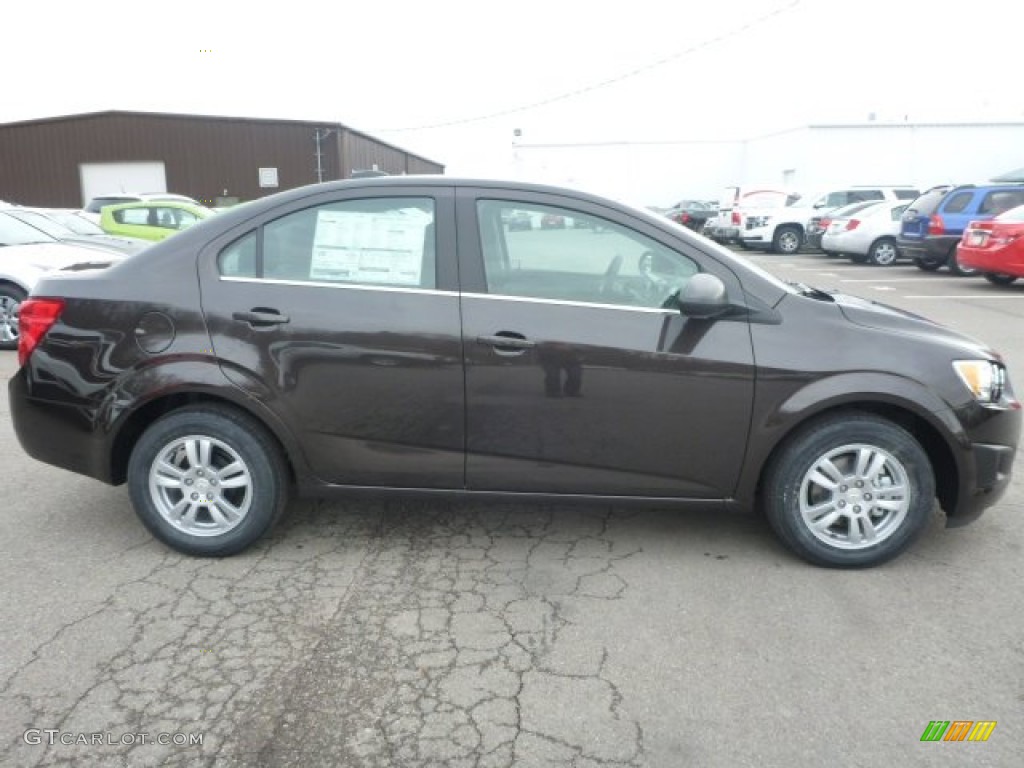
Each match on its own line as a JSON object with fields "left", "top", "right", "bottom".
{"left": 8, "top": 177, "right": 1021, "bottom": 567}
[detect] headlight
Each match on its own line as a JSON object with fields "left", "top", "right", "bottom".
{"left": 953, "top": 360, "right": 1006, "bottom": 403}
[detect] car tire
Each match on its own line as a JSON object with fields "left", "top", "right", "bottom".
{"left": 867, "top": 238, "right": 899, "bottom": 266}
{"left": 762, "top": 412, "right": 935, "bottom": 568}
{"left": 914, "top": 256, "right": 943, "bottom": 272}
{"left": 949, "top": 246, "right": 980, "bottom": 277}
{"left": 0, "top": 284, "right": 27, "bottom": 351}
{"left": 127, "top": 406, "right": 289, "bottom": 557}
{"left": 984, "top": 273, "right": 1018, "bottom": 285}
{"left": 771, "top": 226, "right": 803, "bottom": 255}
{"left": 850, "top": 253, "right": 869, "bottom": 264}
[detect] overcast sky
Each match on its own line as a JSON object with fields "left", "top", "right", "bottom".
{"left": 4, "top": 0, "right": 1021, "bottom": 189}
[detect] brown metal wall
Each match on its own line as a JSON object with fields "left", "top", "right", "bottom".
{"left": 0, "top": 112, "right": 443, "bottom": 207}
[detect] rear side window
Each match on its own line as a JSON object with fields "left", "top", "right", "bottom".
{"left": 219, "top": 232, "right": 257, "bottom": 277}
{"left": 979, "top": 189, "right": 1024, "bottom": 215}
{"left": 848, "top": 190, "right": 884, "bottom": 203}
{"left": 894, "top": 190, "right": 920, "bottom": 200}
{"left": 941, "top": 191, "right": 974, "bottom": 214}
{"left": 217, "top": 197, "right": 437, "bottom": 289}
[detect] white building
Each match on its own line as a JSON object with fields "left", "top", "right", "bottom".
{"left": 511, "top": 121, "right": 1024, "bottom": 207}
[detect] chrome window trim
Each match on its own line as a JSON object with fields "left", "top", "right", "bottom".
{"left": 460, "top": 291, "right": 678, "bottom": 315}
{"left": 220, "top": 276, "right": 456, "bottom": 297}
{"left": 218, "top": 277, "right": 677, "bottom": 313}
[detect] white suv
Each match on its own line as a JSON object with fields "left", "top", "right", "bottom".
{"left": 739, "top": 186, "right": 920, "bottom": 254}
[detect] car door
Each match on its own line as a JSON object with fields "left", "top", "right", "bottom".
{"left": 456, "top": 187, "right": 756, "bottom": 498}
{"left": 197, "top": 185, "right": 465, "bottom": 488}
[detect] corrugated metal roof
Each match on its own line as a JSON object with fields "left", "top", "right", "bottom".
{"left": 0, "top": 110, "right": 443, "bottom": 168}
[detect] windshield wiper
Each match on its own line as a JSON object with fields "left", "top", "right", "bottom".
{"left": 787, "top": 281, "right": 835, "bottom": 301}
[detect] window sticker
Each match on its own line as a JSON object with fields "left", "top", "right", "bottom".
{"left": 310, "top": 209, "right": 426, "bottom": 285}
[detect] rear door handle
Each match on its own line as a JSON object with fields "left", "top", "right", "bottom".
{"left": 476, "top": 333, "right": 536, "bottom": 354}
{"left": 232, "top": 309, "right": 291, "bottom": 327}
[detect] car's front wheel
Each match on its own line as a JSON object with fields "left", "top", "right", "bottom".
{"left": 763, "top": 413, "right": 935, "bottom": 568}
{"left": 127, "top": 406, "right": 289, "bottom": 556}
{"left": 772, "top": 226, "right": 803, "bottom": 255}
{"left": 914, "top": 255, "right": 943, "bottom": 271}
{"left": 0, "top": 284, "right": 27, "bottom": 350}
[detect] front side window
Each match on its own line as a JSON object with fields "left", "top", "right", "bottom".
{"left": 476, "top": 200, "right": 698, "bottom": 309}
{"left": 217, "top": 197, "right": 436, "bottom": 289}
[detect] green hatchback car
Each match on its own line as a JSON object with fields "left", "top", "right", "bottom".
{"left": 99, "top": 201, "right": 215, "bottom": 242}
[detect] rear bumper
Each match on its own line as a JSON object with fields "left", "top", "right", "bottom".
{"left": 9, "top": 369, "right": 115, "bottom": 484}
{"left": 897, "top": 235, "right": 958, "bottom": 264}
{"left": 957, "top": 244, "right": 1024, "bottom": 276}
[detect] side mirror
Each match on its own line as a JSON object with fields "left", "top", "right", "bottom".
{"left": 677, "top": 273, "right": 729, "bottom": 319}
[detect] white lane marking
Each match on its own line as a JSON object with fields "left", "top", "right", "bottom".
{"left": 903, "top": 294, "right": 1024, "bottom": 299}
{"left": 872, "top": 286, "right": 896, "bottom": 291}
{"left": 840, "top": 277, "right": 953, "bottom": 283}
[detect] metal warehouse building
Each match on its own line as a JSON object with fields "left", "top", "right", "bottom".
{"left": 0, "top": 110, "right": 444, "bottom": 208}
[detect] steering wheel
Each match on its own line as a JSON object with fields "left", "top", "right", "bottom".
{"left": 600, "top": 254, "right": 624, "bottom": 298}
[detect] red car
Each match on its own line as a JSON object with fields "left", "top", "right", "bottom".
{"left": 957, "top": 204, "right": 1024, "bottom": 285}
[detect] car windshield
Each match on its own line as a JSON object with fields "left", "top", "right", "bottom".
{"left": 996, "top": 204, "right": 1024, "bottom": 222}
{"left": 0, "top": 212, "right": 60, "bottom": 245}
{"left": 5, "top": 210, "right": 75, "bottom": 239}
{"left": 47, "top": 211, "right": 106, "bottom": 235}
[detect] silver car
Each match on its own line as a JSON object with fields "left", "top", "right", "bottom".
{"left": 821, "top": 200, "right": 910, "bottom": 266}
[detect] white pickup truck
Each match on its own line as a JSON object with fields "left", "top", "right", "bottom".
{"left": 737, "top": 186, "right": 921, "bottom": 254}
{"left": 704, "top": 188, "right": 794, "bottom": 245}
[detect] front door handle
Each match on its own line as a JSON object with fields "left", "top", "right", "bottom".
{"left": 476, "top": 332, "right": 536, "bottom": 355}
{"left": 232, "top": 308, "right": 291, "bottom": 327}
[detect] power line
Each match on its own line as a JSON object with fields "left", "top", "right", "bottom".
{"left": 370, "top": 0, "right": 801, "bottom": 133}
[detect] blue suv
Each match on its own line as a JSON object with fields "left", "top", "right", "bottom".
{"left": 899, "top": 184, "right": 1024, "bottom": 275}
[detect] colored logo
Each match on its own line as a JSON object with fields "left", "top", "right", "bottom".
{"left": 920, "top": 721, "right": 997, "bottom": 742}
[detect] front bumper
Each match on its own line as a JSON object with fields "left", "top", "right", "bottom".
{"left": 946, "top": 401, "right": 1021, "bottom": 526}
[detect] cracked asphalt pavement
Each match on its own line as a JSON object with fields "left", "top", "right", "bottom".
{"left": 2, "top": 268, "right": 1023, "bottom": 767}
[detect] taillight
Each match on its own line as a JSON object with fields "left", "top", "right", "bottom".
{"left": 928, "top": 215, "right": 945, "bottom": 235}
{"left": 731, "top": 211, "right": 741, "bottom": 225}
{"left": 846, "top": 219, "right": 861, "bottom": 231}
{"left": 17, "top": 298, "right": 64, "bottom": 367}
{"left": 820, "top": 218, "right": 832, "bottom": 230}
{"left": 681, "top": 212, "right": 691, "bottom": 224}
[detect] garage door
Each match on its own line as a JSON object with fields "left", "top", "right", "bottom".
{"left": 79, "top": 162, "right": 167, "bottom": 206}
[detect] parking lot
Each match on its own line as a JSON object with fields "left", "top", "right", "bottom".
{"left": 1, "top": 252, "right": 1022, "bottom": 767}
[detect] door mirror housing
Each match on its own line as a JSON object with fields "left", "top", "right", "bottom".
{"left": 676, "top": 273, "right": 730, "bottom": 319}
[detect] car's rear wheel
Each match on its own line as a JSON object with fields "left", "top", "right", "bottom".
{"left": 867, "top": 238, "right": 899, "bottom": 266}
{"left": 984, "top": 273, "right": 1018, "bottom": 286}
{"left": 127, "top": 406, "right": 289, "bottom": 556}
{"left": 763, "top": 413, "right": 935, "bottom": 568}
{"left": 0, "top": 284, "right": 27, "bottom": 350}
{"left": 772, "top": 226, "right": 802, "bottom": 255}
{"left": 914, "top": 255, "right": 944, "bottom": 271}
